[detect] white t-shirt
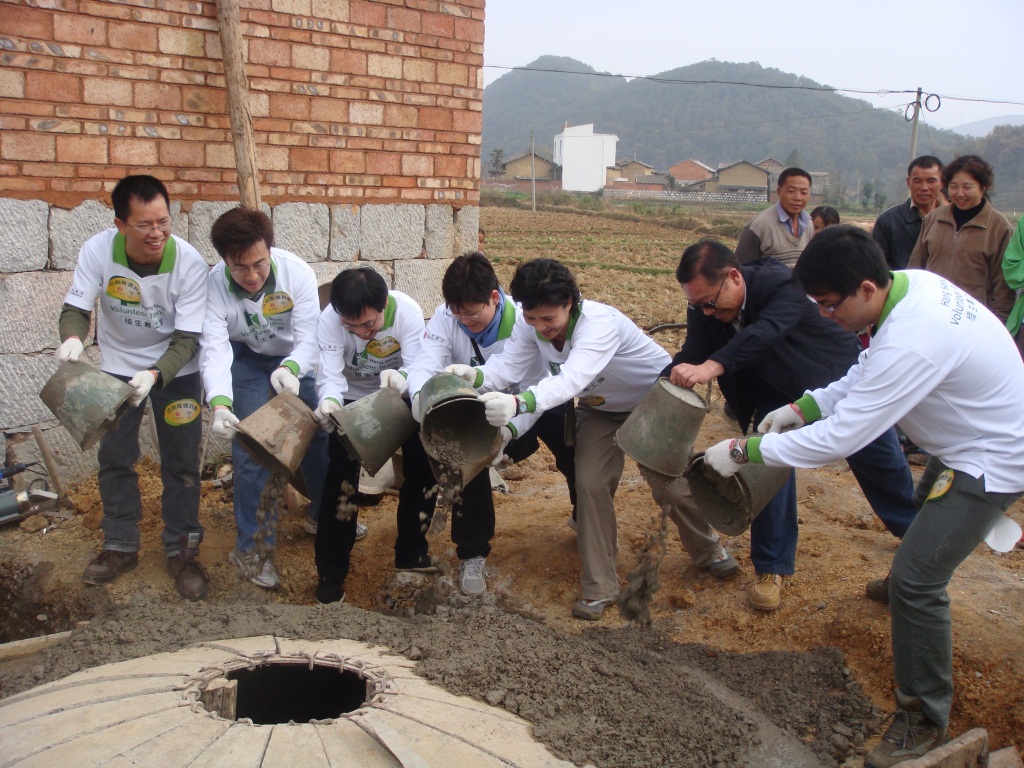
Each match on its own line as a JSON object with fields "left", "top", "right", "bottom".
{"left": 64, "top": 229, "right": 208, "bottom": 377}
{"left": 406, "top": 298, "right": 549, "bottom": 434}
{"left": 758, "top": 270, "right": 1024, "bottom": 493}
{"left": 478, "top": 299, "right": 670, "bottom": 414}
{"left": 316, "top": 290, "right": 425, "bottom": 405}
{"left": 199, "top": 247, "right": 320, "bottom": 406}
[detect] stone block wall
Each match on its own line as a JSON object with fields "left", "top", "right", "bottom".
{"left": 0, "top": 196, "right": 479, "bottom": 488}
{"left": 0, "top": 0, "right": 484, "bottom": 207}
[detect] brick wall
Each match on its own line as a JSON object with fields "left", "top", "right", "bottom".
{"left": 0, "top": 0, "right": 484, "bottom": 208}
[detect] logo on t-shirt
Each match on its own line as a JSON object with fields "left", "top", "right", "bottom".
{"left": 366, "top": 337, "right": 400, "bottom": 358}
{"left": 106, "top": 276, "right": 141, "bottom": 306}
{"left": 164, "top": 399, "right": 200, "bottom": 426}
{"left": 263, "top": 292, "right": 294, "bottom": 316}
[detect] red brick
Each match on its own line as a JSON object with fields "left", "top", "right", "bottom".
{"left": 387, "top": 7, "right": 421, "bottom": 33}
{"left": 329, "top": 149, "right": 365, "bottom": 173}
{"left": 421, "top": 11, "right": 453, "bottom": 38}
{"left": 365, "top": 151, "right": 399, "bottom": 175}
{"left": 77, "top": 1, "right": 132, "bottom": 20}
{"left": 182, "top": 87, "right": 226, "bottom": 113}
{"left": 83, "top": 77, "right": 133, "bottom": 106}
{"left": 452, "top": 108, "right": 481, "bottom": 134}
{"left": 0, "top": 101, "right": 54, "bottom": 117}
{"left": 290, "top": 146, "right": 330, "bottom": 171}
{"left": 268, "top": 66, "right": 311, "bottom": 83}
{"left": 25, "top": 71, "right": 81, "bottom": 102}
{"left": 109, "top": 137, "right": 157, "bottom": 165}
{"left": 108, "top": 21, "right": 159, "bottom": 52}
{"left": 310, "top": 98, "right": 348, "bottom": 122}
{"left": 54, "top": 13, "right": 107, "bottom": 45}
{"left": 418, "top": 106, "right": 452, "bottom": 131}
{"left": 383, "top": 103, "right": 417, "bottom": 127}
{"left": 1, "top": 131, "right": 55, "bottom": 161}
{"left": 291, "top": 44, "right": 329, "bottom": 70}
{"left": 158, "top": 141, "right": 204, "bottom": 167}
{"left": 401, "top": 154, "right": 432, "bottom": 176}
{"left": 434, "top": 155, "right": 466, "bottom": 177}
{"left": 350, "top": 0, "right": 386, "bottom": 27}
{"left": 453, "top": 17, "right": 483, "bottom": 44}
{"left": 437, "top": 62, "right": 468, "bottom": 86}
{"left": 269, "top": 92, "right": 310, "bottom": 119}
{"left": 22, "top": 161, "right": 76, "bottom": 177}
{"left": 159, "top": 27, "right": 206, "bottom": 57}
{"left": 134, "top": 81, "right": 182, "bottom": 110}
{"left": 256, "top": 145, "right": 289, "bottom": 171}
{"left": 0, "top": 177, "right": 48, "bottom": 192}
{"left": 51, "top": 178, "right": 105, "bottom": 193}
{"left": 56, "top": 135, "right": 109, "bottom": 164}
{"left": 249, "top": 37, "right": 291, "bottom": 65}
{"left": 2, "top": 6, "right": 53, "bottom": 39}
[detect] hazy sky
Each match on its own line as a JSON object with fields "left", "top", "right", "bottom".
{"left": 482, "top": 0, "right": 1023, "bottom": 131}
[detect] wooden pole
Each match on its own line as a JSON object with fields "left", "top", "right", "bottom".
{"left": 216, "top": 0, "right": 261, "bottom": 209}
{"left": 31, "top": 425, "right": 65, "bottom": 498}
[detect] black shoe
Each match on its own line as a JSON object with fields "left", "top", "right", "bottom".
{"left": 395, "top": 554, "right": 439, "bottom": 573}
{"left": 315, "top": 580, "right": 346, "bottom": 604}
{"left": 167, "top": 549, "right": 209, "bottom": 601}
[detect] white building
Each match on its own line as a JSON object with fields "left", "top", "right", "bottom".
{"left": 553, "top": 124, "right": 618, "bottom": 192}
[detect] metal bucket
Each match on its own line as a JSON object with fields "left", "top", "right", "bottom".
{"left": 615, "top": 378, "right": 707, "bottom": 477}
{"left": 419, "top": 373, "right": 500, "bottom": 487}
{"left": 39, "top": 361, "right": 135, "bottom": 451}
{"left": 684, "top": 452, "right": 792, "bottom": 535}
{"left": 235, "top": 393, "right": 320, "bottom": 483}
{"left": 330, "top": 387, "right": 417, "bottom": 476}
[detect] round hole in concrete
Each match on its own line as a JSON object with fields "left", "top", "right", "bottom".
{"left": 226, "top": 662, "right": 373, "bottom": 724}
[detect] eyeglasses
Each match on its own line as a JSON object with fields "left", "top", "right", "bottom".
{"left": 341, "top": 312, "right": 381, "bottom": 332}
{"left": 690, "top": 277, "right": 727, "bottom": 311}
{"left": 810, "top": 293, "right": 853, "bottom": 315}
{"left": 228, "top": 260, "right": 271, "bottom": 277}
{"left": 447, "top": 303, "right": 489, "bottom": 322}
{"left": 124, "top": 217, "right": 173, "bottom": 236}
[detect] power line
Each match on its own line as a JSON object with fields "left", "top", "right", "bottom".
{"left": 484, "top": 64, "right": 1024, "bottom": 109}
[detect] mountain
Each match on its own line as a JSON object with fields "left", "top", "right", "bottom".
{"left": 482, "top": 58, "right": 970, "bottom": 200}
{"left": 950, "top": 115, "right": 1024, "bottom": 138}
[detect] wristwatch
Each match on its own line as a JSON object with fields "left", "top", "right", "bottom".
{"left": 728, "top": 438, "right": 747, "bottom": 464}
{"left": 515, "top": 396, "right": 530, "bottom": 415}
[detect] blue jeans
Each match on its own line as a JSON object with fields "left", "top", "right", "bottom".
{"left": 98, "top": 371, "right": 202, "bottom": 556}
{"left": 750, "top": 426, "right": 917, "bottom": 575}
{"left": 230, "top": 342, "right": 328, "bottom": 553}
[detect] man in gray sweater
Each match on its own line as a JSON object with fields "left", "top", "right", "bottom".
{"left": 734, "top": 167, "right": 813, "bottom": 268}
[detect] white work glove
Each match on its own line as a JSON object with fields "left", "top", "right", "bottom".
{"left": 704, "top": 439, "right": 746, "bottom": 478}
{"left": 379, "top": 369, "right": 408, "bottom": 396}
{"left": 270, "top": 366, "right": 300, "bottom": 396}
{"left": 211, "top": 407, "right": 240, "bottom": 439}
{"left": 445, "top": 364, "right": 479, "bottom": 385}
{"left": 55, "top": 336, "right": 84, "bottom": 363}
{"left": 315, "top": 399, "right": 341, "bottom": 432}
{"left": 127, "top": 369, "right": 158, "bottom": 407}
{"left": 479, "top": 391, "right": 518, "bottom": 427}
{"left": 757, "top": 403, "right": 805, "bottom": 434}
{"left": 411, "top": 392, "right": 423, "bottom": 423}
{"left": 491, "top": 425, "right": 513, "bottom": 466}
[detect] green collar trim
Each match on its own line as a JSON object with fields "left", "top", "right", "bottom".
{"left": 113, "top": 232, "right": 176, "bottom": 273}
{"left": 497, "top": 297, "right": 516, "bottom": 340}
{"left": 226, "top": 257, "right": 277, "bottom": 298}
{"left": 380, "top": 294, "right": 397, "bottom": 330}
{"left": 535, "top": 303, "right": 580, "bottom": 343}
{"left": 878, "top": 271, "right": 909, "bottom": 327}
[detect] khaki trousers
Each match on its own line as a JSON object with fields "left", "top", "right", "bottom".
{"left": 575, "top": 407, "right": 723, "bottom": 600}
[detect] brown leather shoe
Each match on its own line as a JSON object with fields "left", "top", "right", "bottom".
{"left": 866, "top": 572, "right": 891, "bottom": 604}
{"left": 167, "top": 549, "right": 209, "bottom": 601}
{"left": 749, "top": 573, "right": 784, "bottom": 611}
{"left": 82, "top": 549, "right": 138, "bottom": 585}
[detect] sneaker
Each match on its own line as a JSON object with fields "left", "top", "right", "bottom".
{"left": 707, "top": 549, "right": 740, "bottom": 579}
{"left": 82, "top": 549, "right": 138, "bottom": 585}
{"left": 303, "top": 517, "right": 317, "bottom": 535}
{"left": 315, "top": 580, "right": 346, "bottom": 605}
{"left": 567, "top": 516, "right": 578, "bottom": 533}
{"left": 355, "top": 521, "right": 368, "bottom": 541}
{"left": 395, "top": 554, "right": 439, "bottom": 573}
{"left": 166, "top": 549, "right": 209, "bottom": 601}
{"left": 866, "top": 572, "right": 891, "bottom": 604}
{"left": 228, "top": 548, "right": 281, "bottom": 590}
{"left": 459, "top": 557, "right": 487, "bottom": 595}
{"left": 749, "top": 573, "right": 783, "bottom": 611}
{"left": 572, "top": 597, "right": 615, "bottom": 621}
{"left": 865, "top": 690, "right": 947, "bottom": 768}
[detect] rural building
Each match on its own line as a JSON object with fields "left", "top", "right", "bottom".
{"left": 667, "top": 158, "right": 715, "bottom": 185}
{"left": 502, "top": 151, "right": 554, "bottom": 180}
{"left": 606, "top": 158, "right": 655, "bottom": 185}
{"left": 756, "top": 157, "right": 786, "bottom": 175}
{"left": 682, "top": 160, "right": 770, "bottom": 198}
{"left": 553, "top": 123, "right": 617, "bottom": 192}
{"left": 0, "top": 0, "right": 485, "bottom": 482}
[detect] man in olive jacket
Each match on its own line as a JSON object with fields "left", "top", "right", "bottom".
{"left": 666, "top": 239, "right": 917, "bottom": 610}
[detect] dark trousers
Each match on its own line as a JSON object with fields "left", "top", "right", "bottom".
{"left": 751, "top": 426, "right": 917, "bottom": 574}
{"left": 98, "top": 371, "right": 202, "bottom": 556}
{"left": 504, "top": 403, "right": 578, "bottom": 515}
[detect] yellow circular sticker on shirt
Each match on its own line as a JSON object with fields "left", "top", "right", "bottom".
{"left": 926, "top": 469, "right": 954, "bottom": 502}
{"left": 164, "top": 399, "right": 200, "bottom": 426}
{"left": 579, "top": 395, "right": 606, "bottom": 407}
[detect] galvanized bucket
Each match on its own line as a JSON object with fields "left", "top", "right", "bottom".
{"left": 684, "top": 452, "right": 792, "bottom": 535}
{"left": 39, "top": 361, "right": 135, "bottom": 451}
{"left": 330, "top": 387, "right": 417, "bottom": 476}
{"left": 236, "top": 393, "right": 320, "bottom": 483}
{"left": 615, "top": 378, "right": 707, "bottom": 477}
{"left": 419, "top": 373, "right": 500, "bottom": 488}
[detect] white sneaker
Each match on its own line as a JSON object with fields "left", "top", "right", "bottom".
{"left": 459, "top": 556, "right": 487, "bottom": 595}
{"left": 228, "top": 548, "right": 281, "bottom": 590}
{"left": 355, "top": 521, "right": 368, "bottom": 541}
{"left": 303, "top": 518, "right": 317, "bottom": 535}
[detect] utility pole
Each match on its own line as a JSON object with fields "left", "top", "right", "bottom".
{"left": 531, "top": 129, "right": 536, "bottom": 213}
{"left": 907, "top": 87, "right": 923, "bottom": 171}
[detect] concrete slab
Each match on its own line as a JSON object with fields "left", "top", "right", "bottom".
{"left": 989, "top": 746, "right": 1024, "bottom": 768}
{"left": 0, "top": 271, "right": 75, "bottom": 354}
{"left": 49, "top": 199, "right": 112, "bottom": 270}
{"left": 314, "top": 719, "right": 403, "bottom": 767}
{"left": 360, "top": 204, "right": 424, "bottom": 262}
{"left": 0, "top": 198, "right": 49, "bottom": 272}
{"left": 115, "top": 716, "right": 234, "bottom": 768}
{"left": 0, "top": 674, "right": 178, "bottom": 726}
{"left": 273, "top": 202, "right": 329, "bottom": 263}
{"left": 425, "top": 204, "right": 454, "bottom": 260}
{"left": 355, "top": 707, "right": 514, "bottom": 767}
{"left": 394, "top": 259, "right": 448, "bottom": 319}
{"left": 187, "top": 722, "right": 271, "bottom": 768}
{"left": 329, "top": 204, "right": 360, "bottom": 262}
{"left": 262, "top": 723, "right": 331, "bottom": 768}
{"left": 898, "top": 728, "right": 988, "bottom": 767}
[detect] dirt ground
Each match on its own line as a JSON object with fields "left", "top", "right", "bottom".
{"left": 2, "top": 206, "right": 1022, "bottom": 766}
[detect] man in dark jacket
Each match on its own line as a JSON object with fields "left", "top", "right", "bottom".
{"left": 872, "top": 156, "right": 944, "bottom": 270}
{"left": 666, "top": 239, "right": 917, "bottom": 610}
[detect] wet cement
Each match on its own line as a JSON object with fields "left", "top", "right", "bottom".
{"left": 0, "top": 597, "right": 877, "bottom": 767}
